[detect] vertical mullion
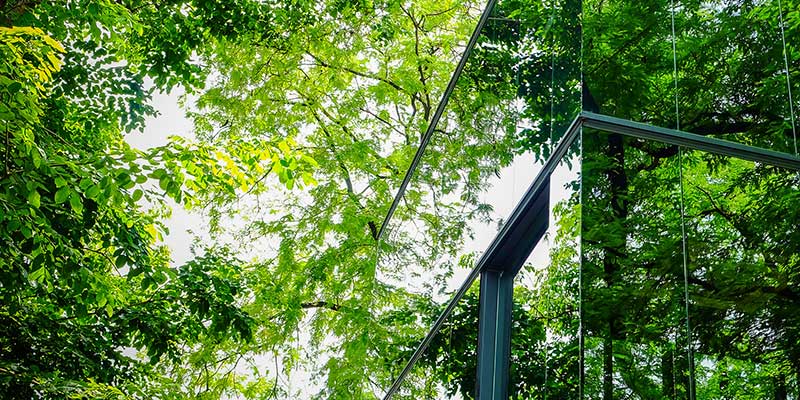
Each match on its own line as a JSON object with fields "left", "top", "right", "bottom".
{"left": 477, "top": 269, "right": 514, "bottom": 400}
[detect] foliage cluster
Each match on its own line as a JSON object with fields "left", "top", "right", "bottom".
{"left": 2, "top": 0, "right": 799, "bottom": 398}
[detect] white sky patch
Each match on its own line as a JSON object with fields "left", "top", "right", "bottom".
{"left": 127, "top": 84, "right": 200, "bottom": 266}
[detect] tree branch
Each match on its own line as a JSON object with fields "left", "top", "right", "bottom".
{"left": 300, "top": 301, "right": 341, "bottom": 312}
{"left": 306, "top": 52, "right": 408, "bottom": 94}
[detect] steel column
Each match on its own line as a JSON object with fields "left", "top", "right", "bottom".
{"left": 476, "top": 269, "right": 514, "bottom": 400}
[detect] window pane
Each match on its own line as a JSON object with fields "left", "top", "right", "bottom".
{"left": 681, "top": 150, "right": 800, "bottom": 398}
{"left": 387, "top": 278, "right": 480, "bottom": 399}
{"left": 381, "top": 0, "right": 581, "bottom": 387}
{"left": 581, "top": 129, "right": 692, "bottom": 399}
{"left": 514, "top": 136, "right": 582, "bottom": 398}
{"left": 583, "top": 0, "right": 799, "bottom": 155}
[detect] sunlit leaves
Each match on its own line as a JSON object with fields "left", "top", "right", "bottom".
{"left": 0, "top": 2, "right": 285, "bottom": 398}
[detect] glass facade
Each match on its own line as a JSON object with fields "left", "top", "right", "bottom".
{"left": 513, "top": 138, "right": 582, "bottom": 398}
{"left": 581, "top": 130, "right": 690, "bottom": 399}
{"left": 380, "top": 0, "right": 800, "bottom": 398}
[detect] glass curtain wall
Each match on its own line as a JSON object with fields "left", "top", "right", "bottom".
{"left": 580, "top": 131, "right": 692, "bottom": 399}
{"left": 682, "top": 151, "right": 800, "bottom": 398}
{"left": 580, "top": 0, "right": 800, "bottom": 398}
{"left": 513, "top": 138, "right": 582, "bottom": 399}
{"left": 389, "top": 278, "right": 481, "bottom": 399}
{"left": 381, "top": 0, "right": 799, "bottom": 398}
{"left": 579, "top": 137, "right": 800, "bottom": 400}
{"left": 380, "top": 0, "right": 581, "bottom": 396}
{"left": 583, "top": 0, "right": 799, "bottom": 155}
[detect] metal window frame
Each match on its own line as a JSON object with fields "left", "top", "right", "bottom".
{"left": 381, "top": 112, "right": 800, "bottom": 400}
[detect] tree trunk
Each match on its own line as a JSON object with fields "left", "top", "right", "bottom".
{"left": 774, "top": 372, "right": 787, "bottom": 400}
{"left": 603, "top": 334, "right": 614, "bottom": 399}
{"left": 601, "top": 133, "right": 628, "bottom": 400}
{"left": 662, "top": 348, "right": 675, "bottom": 398}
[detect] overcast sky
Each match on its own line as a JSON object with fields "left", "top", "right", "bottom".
{"left": 127, "top": 86, "right": 198, "bottom": 266}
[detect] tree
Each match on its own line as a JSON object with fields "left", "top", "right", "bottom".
{"left": 3, "top": 0, "right": 523, "bottom": 397}
{"left": 1, "top": 1, "right": 315, "bottom": 397}
{"left": 176, "top": 0, "right": 528, "bottom": 397}
{"left": 3, "top": 0, "right": 799, "bottom": 398}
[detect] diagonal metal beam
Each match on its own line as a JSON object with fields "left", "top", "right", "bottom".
{"left": 581, "top": 112, "right": 800, "bottom": 170}
{"left": 375, "top": 0, "right": 500, "bottom": 243}
{"left": 380, "top": 114, "right": 582, "bottom": 400}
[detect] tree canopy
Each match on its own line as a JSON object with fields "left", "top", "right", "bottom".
{"left": 1, "top": 0, "right": 799, "bottom": 398}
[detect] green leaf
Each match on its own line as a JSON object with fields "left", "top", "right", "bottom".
{"left": 69, "top": 192, "right": 83, "bottom": 214}
{"left": 96, "top": 291, "right": 107, "bottom": 307}
{"left": 301, "top": 155, "right": 319, "bottom": 167}
{"left": 54, "top": 186, "right": 70, "bottom": 204}
{"left": 27, "top": 190, "right": 40, "bottom": 208}
{"left": 301, "top": 172, "right": 318, "bottom": 186}
{"left": 29, "top": 266, "right": 46, "bottom": 283}
{"left": 31, "top": 151, "right": 41, "bottom": 169}
{"left": 85, "top": 185, "right": 102, "bottom": 199}
{"left": 79, "top": 178, "right": 93, "bottom": 190}
{"left": 7, "top": 81, "right": 21, "bottom": 93}
{"left": 278, "top": 141, "right": 291, "bottom": 155}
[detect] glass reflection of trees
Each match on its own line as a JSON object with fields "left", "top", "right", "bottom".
{"left": 683, "top": 151, "right": 800, "bottom": 399}
{"left": 580, "top": 134, "right": 800, "bottom": 399}
{"left": 389, "top": 0, "right": 799, "bottom": 397}
{"left": 583, "top": 0, "right": 799, "bottom": 154}
{"left": 579, "top": 0, "right": 800, "bottom": 397}
{"left": 581, "top": 131, "right": 691, "bottom": 399}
